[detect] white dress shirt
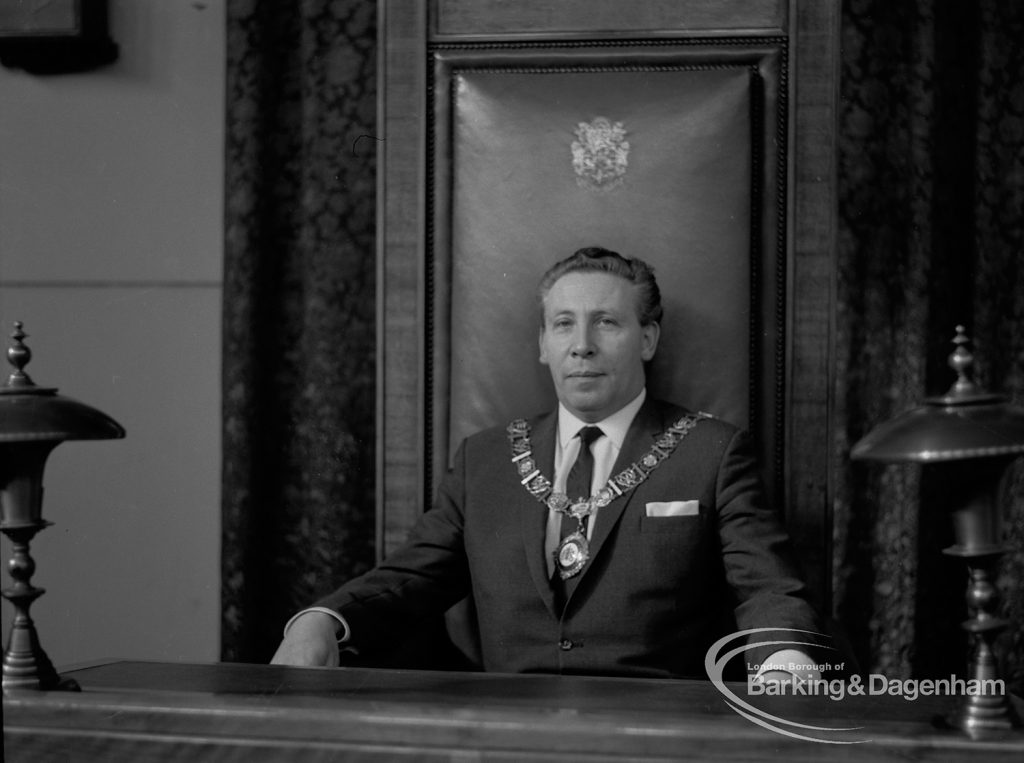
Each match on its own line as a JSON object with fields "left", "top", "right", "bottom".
{"left": 544, "top": 389, "right": 646, "bottom": 578}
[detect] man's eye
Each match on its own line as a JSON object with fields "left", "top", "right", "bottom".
{"left": 553, "top": 320, "right": 572, "bottom": 330}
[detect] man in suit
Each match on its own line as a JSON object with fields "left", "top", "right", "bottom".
{"left": 272, "top": 247, "right": 821, "bottom": 678}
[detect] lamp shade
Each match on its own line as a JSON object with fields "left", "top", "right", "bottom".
{"left": 0, "top": 323, "right": 125, "bottom": 443}
{"left": 0, "top": 392, "right": 125, "bottom": 443}
{"left": 851, "top": 327, "right": 1024, "bottom": 463}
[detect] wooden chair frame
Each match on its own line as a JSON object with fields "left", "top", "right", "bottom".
{"left": 376, "top": 0, "right": 839, "bottom": 611}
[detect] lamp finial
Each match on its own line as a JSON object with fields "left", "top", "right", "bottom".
{"left": 5, "top": 322, "right": 36, "bottom": 390}
{"left": 947, "top": 325, "right": 979, "bottom": 399}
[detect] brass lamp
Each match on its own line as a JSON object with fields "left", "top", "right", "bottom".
{"left": 851, "top": 326, "right": 1024, "bottom": 739}
{"left": 0, "top": 322, "right": 125, "bottom": 691}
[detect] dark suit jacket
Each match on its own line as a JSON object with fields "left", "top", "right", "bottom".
{"left": 317, "top": 398, "right": 819, "bottom": 678}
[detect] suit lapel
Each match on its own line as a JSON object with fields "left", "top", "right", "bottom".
{"left": 518, "top": 410, "right": 559, "bottom": 618}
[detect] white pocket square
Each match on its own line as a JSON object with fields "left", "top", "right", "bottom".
{"left": 645, "top": 500, "right": 700, "bottom": 517}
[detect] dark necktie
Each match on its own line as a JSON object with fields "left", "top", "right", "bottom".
{"left": 553, "top": 426, "right": 603, "bottom": 607}
{"left": 564, "top": 425, "right": 603, "bottom": 511}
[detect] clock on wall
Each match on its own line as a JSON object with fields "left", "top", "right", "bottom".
{"left": 0, "top": 0, "right": 117, "bottom": 74}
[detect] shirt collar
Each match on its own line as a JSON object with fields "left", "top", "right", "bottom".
{"left": 557, "top": 388, "right": 647, "bottom": 451}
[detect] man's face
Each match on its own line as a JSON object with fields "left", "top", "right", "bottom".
{"left": 539, "top": 271, "right": 660, "bottom": 423}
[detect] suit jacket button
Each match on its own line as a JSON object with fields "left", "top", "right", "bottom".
{"left": 559, "top": 639, "right": 573, "bottom": 651}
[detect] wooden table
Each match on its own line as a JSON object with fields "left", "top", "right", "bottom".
{"left": 4, "top": 661, "right": 1024, "bottom": 760}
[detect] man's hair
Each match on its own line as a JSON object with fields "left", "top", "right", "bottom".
{"left": 537, "top": 246, "right": 663, "bottom": 326}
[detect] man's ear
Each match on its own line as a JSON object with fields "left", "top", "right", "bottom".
{"left": 641, "top": 322, "right": 660, "bottom": 362}
{"left": 538, "top": 326, "right": 549, "bottom": 365}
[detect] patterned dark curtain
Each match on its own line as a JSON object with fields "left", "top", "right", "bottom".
{"left": 835, "top": 0, "right": 1024, "bottom": 694}
{"left": 220, "top": 0, "right": 378, "bottom": 663}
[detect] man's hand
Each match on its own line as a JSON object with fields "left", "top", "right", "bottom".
{"left": 756, "top": 670, "right": 795, "bottom": 684}
{"left": 270, "top": 611, "right": 341, "bottom": 667}
{"left": 754, "top": 649, "right": 821, "bottom": 685}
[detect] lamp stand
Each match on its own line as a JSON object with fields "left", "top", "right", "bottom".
{"left": 0, "top": 322, "right": 124, "bottom": 692}
{"left": 943, "top": 547, "right": 1018, "bottom": 737}
{"left": 938, "top": 459, "right": 1020, "bottom": 738}
{"left": 1, "top": 521, "right": 79, "bottom": 691}
{"left": 851, "top": 327, "right": 1024, "bottom": 741}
